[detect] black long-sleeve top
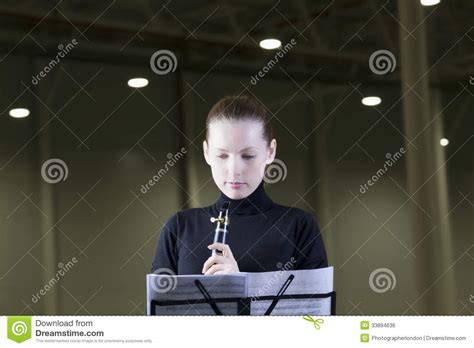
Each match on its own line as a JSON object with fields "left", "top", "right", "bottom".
{"left": 151, "top": 181, "right": 328, "bottom": 275}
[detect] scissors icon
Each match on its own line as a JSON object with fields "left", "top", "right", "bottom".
{"left": 303, "top": 315, "right": 324, "bottom": 330}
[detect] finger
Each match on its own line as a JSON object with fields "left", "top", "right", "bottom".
{"left": 213, "top": 266, "right": 234, "bottom": 275}
{"left": 204, "top": 264, "right": 224, "bottom": 275}
{"left": 207, "top": 243, "right": 232, "bottom": 257}
{"left": 202, "top": 255, "right": 226, "bottom": 274}
{"left": 207, "top": 242, "right": 228, "bottom": 251}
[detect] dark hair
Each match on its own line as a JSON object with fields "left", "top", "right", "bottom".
{"left": 205, "top": 96, "right": 274, "bottom": 145}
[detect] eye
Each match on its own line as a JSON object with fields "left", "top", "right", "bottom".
{"left": 217, "top": 154, "right": 228, "bottom": 159}
{"left": 242, "top": 155, "right": 255, "bottom": 160}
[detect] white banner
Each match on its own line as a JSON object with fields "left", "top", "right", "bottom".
{"left": 0, "top": 316, "right": 472, "bottom": 347}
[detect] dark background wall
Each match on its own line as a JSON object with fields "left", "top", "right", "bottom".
{"left": 0, "top": 0, "right": 472, "bottom": 315}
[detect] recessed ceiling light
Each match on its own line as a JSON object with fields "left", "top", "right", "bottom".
{"left": 127, "top": 78, "right": 149, "bottom": 88}
{"left": 361, "top": 96, "right": 381, "bottom": 106}
{"left": 440, "top": 138, "right": 449, "bottom": 146}
{"left": 420, "top": 0, "right": 440, "bottom": 6}
{"left": 9, "top": 108, "right": 30, "bottom": 118}
{"left": 259, "top": 39, "right": 281, "bottom": 50}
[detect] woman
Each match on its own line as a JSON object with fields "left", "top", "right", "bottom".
{"left": 151, "top": 96, "right": 328, "bottom": 275}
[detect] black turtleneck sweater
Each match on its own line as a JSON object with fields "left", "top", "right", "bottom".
{"left": 151, "top": 181, "right": 328, "bottom": 275}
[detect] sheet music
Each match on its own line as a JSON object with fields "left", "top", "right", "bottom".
{"left": 147, "top": 274, "right": 247, "bottom": 315}
{"left": 147, "top": 267, "right": 333, "bottom": 315}
{"left": 245, "top": 267, "right": 334, "bottom": 315}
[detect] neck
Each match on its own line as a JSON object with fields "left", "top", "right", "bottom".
{"left": 215, "top": 180, "right": 273, "bottom": 215}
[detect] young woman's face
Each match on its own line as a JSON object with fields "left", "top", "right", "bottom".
{"left": 203, "top": 119, "right": 276, "bottom": 199}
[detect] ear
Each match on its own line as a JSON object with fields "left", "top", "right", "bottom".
{"left": 203, "top": 140, "right": 211, "bottom": 166}
{"left": 266, "top": 139, "right": 277, "bottom": 164}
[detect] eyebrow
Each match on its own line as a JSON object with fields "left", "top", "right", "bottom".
{"left": 216, "top": 147, "right": 257, "bottom": 153}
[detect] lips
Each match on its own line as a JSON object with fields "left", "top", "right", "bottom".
{"left": 227, "top": 182, "right": 245, "bottom": 189}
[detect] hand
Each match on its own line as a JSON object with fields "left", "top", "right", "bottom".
{"left": 202, "top": 243, "right": 240, "bottom": 275}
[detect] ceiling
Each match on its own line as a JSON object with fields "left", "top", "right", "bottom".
{"left": 0, "top": 0, "right": 472, "bottom": 89}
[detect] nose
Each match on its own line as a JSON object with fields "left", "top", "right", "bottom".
{"left": 227, "top": 156, "right": 242, "bottom": 178}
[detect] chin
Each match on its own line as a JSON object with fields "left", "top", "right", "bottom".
{"left": 222, "top": 186, "right": 249, "bottom": 200}
{"left": 224, "top": 190, "right": 246, "bottom": 200}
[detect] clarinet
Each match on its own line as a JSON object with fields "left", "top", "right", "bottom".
{"left": 210, "top": 201, "right": 230, "bottom": 256}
